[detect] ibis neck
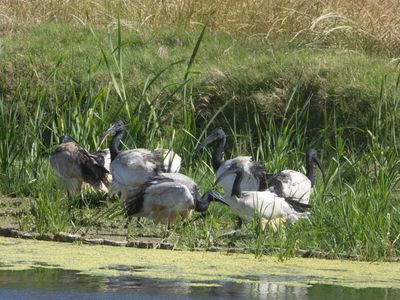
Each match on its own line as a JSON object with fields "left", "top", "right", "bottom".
{"left": 211, "top": 136, "right": 226, "bottom": 171}
{"left": 305, "top": 155, "right": 315, "bottom": 187}
{"left": 110, "top": 131, "right": 123, "bottom": 161}
{"left": 194, "top": 188, "right": 207, "bottom": 212}
{"left": 231, "top": 171, "right": 243, "bottom": 197}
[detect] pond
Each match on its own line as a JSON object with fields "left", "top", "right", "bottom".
{"left": 0, "top": 237, "right": 399, "bottom": 299}
{"left": 1, "top": 267, "right": 399, "bottom": 300}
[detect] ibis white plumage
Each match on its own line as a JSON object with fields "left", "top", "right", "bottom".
{"left": 103, "top": 120, "right": 182, "bottom": 199}
{"left": 154, "top": 148, "right": 182, "bottom": 173}
{"left": 125, "top": 172, "right": 225, "bottom": 225}
{"left": 193, "top": 128, "right": 268, "bottom": 198}
{"left": 215, "top": 164, "right": 311, "bottom": 229}
{"left": 267, "top": 149, "right": 325, "bottom": 204}
{"left": 49, "top": 135, "right": 111, "bottom": 196}
{"left": 93, "top": 149, "right": 111, "bottom": 172}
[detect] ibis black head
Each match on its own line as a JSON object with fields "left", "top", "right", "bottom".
{"left": 102, "top": 120, "right": 125, "bottom": 139}
{"left": 103, "top": 120, "right": 126, "bottom": 161}
{"left": 306, "top": 149, "right": 325, "bottom": 186}
{"left": 192, "top": 128, "right": 226, "bottom": 159}
{"left": 60, "top": 135, "right": 73, "bottom": 144}
{"left": 193, "top": 128, "right": 227, "bottom": 171}
{"left": 195, "top": 190, "right": 227, "bottom": 212}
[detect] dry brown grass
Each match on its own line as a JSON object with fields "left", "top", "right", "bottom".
{"left": 1, "top": 0, "right": 400, "bottom": 54}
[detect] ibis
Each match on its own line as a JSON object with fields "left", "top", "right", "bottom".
{"left": 50, "top": 135, "right": 111, "bottom": 196}
{"left": 102, "top": 120, "right": 182, "bottom": 199}
{"left": 267, "top": 149, "right": 325, "bottom": 203}
{"left": 125, "top": 172, "right": 226, "bottom": 225}
{"left": 193, "top": 128, "right": 268, "bottom": 198}
{"left": 215, "top": 163, "right": 311, "bottom": 230}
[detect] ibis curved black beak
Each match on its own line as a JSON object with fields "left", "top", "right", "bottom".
{"left": 192, "top": 128, "right": 226, "bottom": 159}
{"left": 98, "top": 131, "right": 109, "bottom": 146}
{"left": 205, "top": 190, "right": 226, "bottom": 204}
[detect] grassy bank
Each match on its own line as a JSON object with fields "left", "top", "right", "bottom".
{"left": 1, "top": 23, "right": 398, "bottom": 132}
{"left": 0, "top": 7, "right": 400, "bottom": 260}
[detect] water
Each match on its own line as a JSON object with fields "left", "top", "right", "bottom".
{"left": 0, "top": 268, "right": 399, "bottom": 300}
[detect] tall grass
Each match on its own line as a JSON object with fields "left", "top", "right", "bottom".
{"left": 0, "top": 21, "right": 399, "bottom": 261}
{"left": 2, "top": 1, "right": 400, "bottom": 55}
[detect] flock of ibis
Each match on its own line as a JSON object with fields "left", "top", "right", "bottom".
{"left": 50, "top": 120, "right": 325, "bottom": 230}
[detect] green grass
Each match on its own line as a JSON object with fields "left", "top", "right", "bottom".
{"left": 1, "top": 23, "right": 398, "bottom": 132}
{"left": 0, "top": 22, "right": 399, "bottom": 261}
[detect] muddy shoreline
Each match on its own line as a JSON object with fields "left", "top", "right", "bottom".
{"left": 2, "top": 226, "right": 400, "bottom": 262}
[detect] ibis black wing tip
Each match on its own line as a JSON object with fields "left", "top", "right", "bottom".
{"left": 284, "top": 198, "right": 312, "bottom": 213}
{"left": 125, "top": 192, "right": 144, "bottom": 217}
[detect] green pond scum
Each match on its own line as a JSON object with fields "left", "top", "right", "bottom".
{"left": 0, "top": 236, "right": 399, "bottom": 290}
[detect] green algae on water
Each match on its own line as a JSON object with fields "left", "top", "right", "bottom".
{"left": 0, "top": 236, "right": 399, "bottom": 289}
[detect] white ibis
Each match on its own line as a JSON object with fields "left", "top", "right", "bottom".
{"left": 267, "top": 149, "right": 325, "bottom": 204}
{"left": 49, "top": 135, "right": 111, "bottom": 196}
{"left": 102, "top": 120, "right": 182, "bottom": 199}
{"left": 124, "top": 172, "right": 226, "bottom": 225}
{"left": 215, "top": 163, "right": 311, "bottom": 230}
{"left": 193, "top": 128, "right": 268, "bottom": 198}
{"left": 154, "top": 148, "right": 182, "bottom": 173}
